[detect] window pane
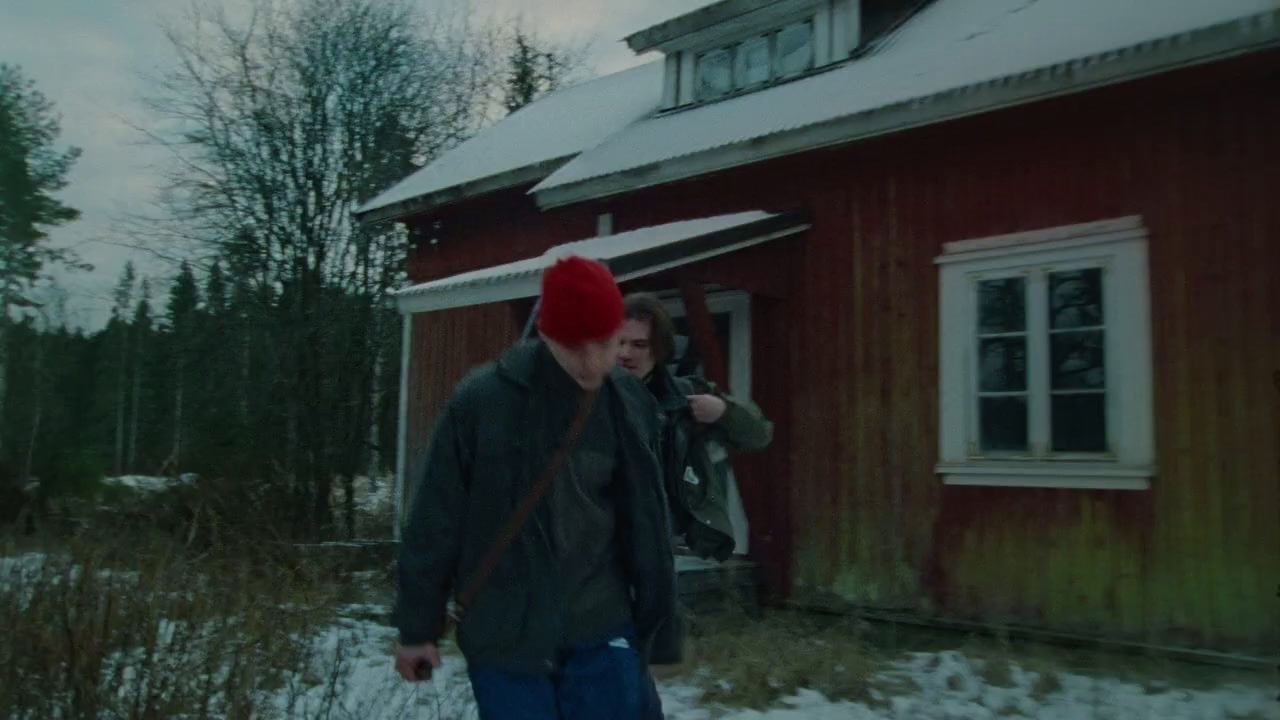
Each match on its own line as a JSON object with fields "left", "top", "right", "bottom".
{"left": 696, "top": 47, "right": 733, "bottom": 99}
{"left": 1052, "top": 394, "right": 1106, "bottom": 452}
{"left": 1051, "top": 330, "right": 1104, "bottom": 390}
{"left": 980, "top": 396, "right": 1028, "bottom": 452}
{"left": 1050, "top": 268, "right": 1103, "bottom": 329}
{"left": 979, "top": 337, "right": 1026, "bottom": 392}
{"left": 978, "top": 277, "right": 1026, "bottom": 333}
{"left": 735, "top": 35, "right": 771, "bottom": 88}
{"left": 775, "top": 21, "right": 814, "bottom": 77}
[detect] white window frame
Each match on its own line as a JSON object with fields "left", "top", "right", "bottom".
{"left": 935, "top": 217, "right": 1155, "bottom": 490}
{"left": 689, "top": 13, "right": 820, "bottom": 104}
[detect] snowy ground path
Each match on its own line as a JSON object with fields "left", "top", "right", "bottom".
{"left": 304, "top": 604, "right": 1278, "bottom": 720}
{"left": 4, "top": 551, "right": 1274, "bottom": 719}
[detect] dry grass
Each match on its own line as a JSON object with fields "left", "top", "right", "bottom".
{"left": 679, "top": 606, "right": 891, "bottom": 710}
{"left": 980, "top": 655, "right": 1018, "bottom": 688}
{"left": 1029, "top": 667, "right": 1065, "bottom": 699}
{"left": 0, "top": 528, "right": 366, "bottom": 719}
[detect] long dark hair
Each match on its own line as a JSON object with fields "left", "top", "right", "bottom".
{"left": 623, "top": 293, "right": 676, "bottom": 366}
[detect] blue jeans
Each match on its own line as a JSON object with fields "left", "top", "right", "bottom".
{"left": 468, "top": 627, "right": 659, "bottom": 720}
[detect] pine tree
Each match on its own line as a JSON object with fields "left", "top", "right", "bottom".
{"left": 127, "top": 278, "right": 153, "bottom": 473}
{"left": 0, "top": 64, "right": 82, "bottom": 463}
{"left": 110, "top": 263, "right": 136, "bottom": 475}
{"left": 501, "top": 28, "right": 579, "bottom": 114}
{"left": 204, "top": 261, "right": 226, "bottom": 317}
{"left": 165, "top": 262, "right": 200, "bottom": 474}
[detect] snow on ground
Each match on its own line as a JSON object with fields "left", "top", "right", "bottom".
{"left": 4, "top": 550, "right": 1273, "bottom": 719}
{"left": 102, "top": 474, "right": 195, "bottom": 493}
{"left": 0, "top": 552, "right": 47, "bottom": 588}
{"left": 281, "top": 604, "right": 1279, "bottom": 720}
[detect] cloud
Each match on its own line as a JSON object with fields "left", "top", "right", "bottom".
{"left": 0, "top": 0, "right": 711, "bottom": 329}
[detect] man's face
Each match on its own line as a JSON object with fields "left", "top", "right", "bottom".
{"left": 617, "top": 317, "right": 656, "bottom": 379}
{"left": 549, "top": 334, "right": 621, "bottom": 390}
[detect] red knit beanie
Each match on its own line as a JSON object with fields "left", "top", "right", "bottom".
{"left": 536, "top": 255, "right": 624, "bottom": 346}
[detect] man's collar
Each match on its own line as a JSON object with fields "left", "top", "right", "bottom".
{"left": 646, "top": 365, "right": 688, "bottom": 411}
{"left": 495, "top": 339, "right": 542, "bottom": 388}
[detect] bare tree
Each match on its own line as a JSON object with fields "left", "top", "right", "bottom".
{"left": 144, "top": 0, "right": 510, "bottom": 538}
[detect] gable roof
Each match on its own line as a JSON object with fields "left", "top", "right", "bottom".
{"left": 354, "top": 60, "right": 663, "bottom": 223}
{"left": 532, "top": 0, "right": 1280, "bottom": 207}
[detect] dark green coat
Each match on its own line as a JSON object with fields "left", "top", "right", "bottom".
{"left": 395, "top": 341, "right": 682, "bottom": 674}
{"left": 650, "top": 368, "right": 774, "bottom": 562}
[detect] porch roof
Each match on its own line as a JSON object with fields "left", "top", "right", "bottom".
{"left": 393, "top": 210, "right": 809, "bottom": 314}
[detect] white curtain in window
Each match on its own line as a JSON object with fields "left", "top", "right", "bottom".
{"left": 735, "top": 35, "right": 771, "bottom": 88}
{"left": 697, "top": 47, "right": 733, "bottom": 99}
{"left": 775, "top": 20, "right": 814, "bottom": 77}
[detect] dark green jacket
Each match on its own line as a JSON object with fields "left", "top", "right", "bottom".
{"left": 395, "top": 341, "right": 682, "bottom": 674}
{"left": 650, "top": 367, "right": 773, "bottom": 562}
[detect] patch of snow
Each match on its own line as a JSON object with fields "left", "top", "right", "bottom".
{"left": 0, "top": 552, "right": 48, "bottom": 588}
{"left": 256, "top": 606, "right": 1279, "bottom": 720}
{"left": 102, "top": 475, "right": 193, "bottom": 493}
{"left": 269, "top": 612, "right": 477, "bottom": 720}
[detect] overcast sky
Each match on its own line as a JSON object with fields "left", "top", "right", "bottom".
{"left": 0, "top": 0, "right": 705, "bottom": 329}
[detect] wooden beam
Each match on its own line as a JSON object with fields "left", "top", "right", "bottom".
{"left": 679, "top": 277, "right": 731, "bottom": 393}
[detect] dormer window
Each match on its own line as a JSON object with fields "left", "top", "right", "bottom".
{"left": 629, "top": 0, "right": 864, "bottom": 110}
{"left": 694, "top": 18, "right": 816, "bottom": 102}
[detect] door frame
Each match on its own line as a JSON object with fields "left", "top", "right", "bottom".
{"left": 662, "top": 289, "right": 752, "bottom": 399}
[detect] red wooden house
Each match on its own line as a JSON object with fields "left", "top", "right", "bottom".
{"left": 358, "top": 0, "right": 1280, "bottom": 658}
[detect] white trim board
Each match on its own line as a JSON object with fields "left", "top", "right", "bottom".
{"left": 937, "top": 216, "right": 1145, "bottom": 259}
{"left": 393, "top": 215, "right": 809, "bottom": 315}
{"left": 393, "top": 313, "right": 412, "bottom": 540}
{"left": 937, "top": 463, "right": 1153, "bottom": 490}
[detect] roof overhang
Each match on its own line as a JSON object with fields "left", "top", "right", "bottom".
{"left": 541, "top": 10, "right": 1280, "bottom": 210}
{"left": 354, "top": 156, "right": 570, "bottom": 226}
{"left": 625, "top": 0, "right": 821, "bottom": 54}
{"left": 393, "top": 210, "right": 809, "bottom": 314}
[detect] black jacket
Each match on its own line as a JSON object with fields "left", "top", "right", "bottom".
{"left": 395, "top": 340, "right": 682, "bottom": 673}
{"left": 649, "top": 367, "right": 773, "bottom": 561}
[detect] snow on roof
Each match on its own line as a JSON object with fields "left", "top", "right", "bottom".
{"left": 533, "top": 0, "right": 1279, "bottom": 201}
{"left": 356, "top": 60, "right": 664, "bottom": 218}
{"left": 394, "top": 211, "right": 803, "bottom": 313}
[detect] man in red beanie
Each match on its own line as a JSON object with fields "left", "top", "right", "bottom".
{"left": 393, "top": 255, "right": 680, "bottom": 720}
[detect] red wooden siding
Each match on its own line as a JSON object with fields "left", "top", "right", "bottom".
{"left": 402, "top": 52, "right": 1280, "bottom": 652}
{"left": 404, "top": 190, "right": 597, "bottom": 284}
{"left": 402, "top": 305, "right": 519, "bottom": 507}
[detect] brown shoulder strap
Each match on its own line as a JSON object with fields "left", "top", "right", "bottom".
{"left": 451, "top": 388, "right": 597, "bottom": 619}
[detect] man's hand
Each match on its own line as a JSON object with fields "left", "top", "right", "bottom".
{"left": 395, "top": 642, "right": 442, "bottom": 682}
{"left": 687, "top": 394, "right": 727, "bottom": 424}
